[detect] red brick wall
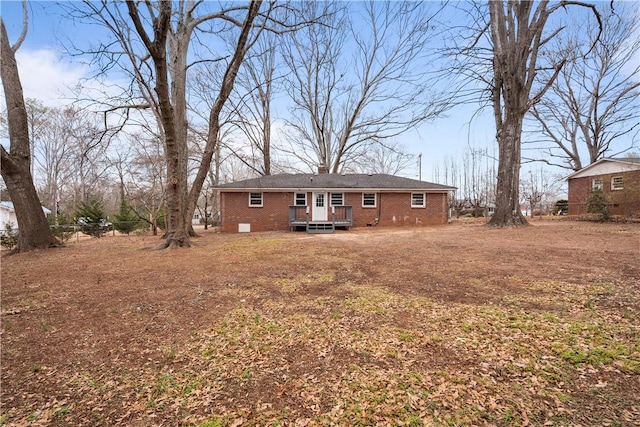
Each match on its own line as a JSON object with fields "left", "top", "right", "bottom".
{"left": 220, "top": 192, "right": 293, "bottom": 233}
{"left": 347, "top": 192, "right": 448, "bottom": 227}
{"left": 568, "top": 176, "right": 591, "bottom": 215}
{"left": 568, "top": 170, "right": 640, "bottom": 216}
{"left": 220, "top": 191, "right": 449, "bottom": 232}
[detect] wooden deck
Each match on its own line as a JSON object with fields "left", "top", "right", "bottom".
{"left": 289, "top": 206, "right": 353, "bottom": 233}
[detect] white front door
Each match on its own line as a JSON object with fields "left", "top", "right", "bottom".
{"left": 312, "top": 192, "right": 328, "bottom": 221}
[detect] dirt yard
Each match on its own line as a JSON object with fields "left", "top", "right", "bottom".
{"left": 1, "top": 219, "right": 639, "bottom": 426}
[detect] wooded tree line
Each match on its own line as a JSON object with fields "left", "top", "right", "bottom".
{"left": 1, "top": 0, "right": 638, "bottom": 250}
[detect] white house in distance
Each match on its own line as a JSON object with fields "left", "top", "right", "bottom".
{"left": 0, "top": 201, "right": 52, "bottom": 232}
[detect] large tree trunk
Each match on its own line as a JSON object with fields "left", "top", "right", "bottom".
{"left": 486, "top": 1, "right": 600, "bottom": 226}
{"left": 0, "top": 19, "right": 59, "bottom": 251}
{"left": 488, "top": 117, "right": 527, "bottom": 226}
{"left": 128, "top": 2, "right": 191, "bottom": 249}
{"left": 185, "top": 1, "right": 262, "bottom": 225}
{"left": 487, "top": 1, "right": 532, "bottom": 227}
{"left": 168, "top": 19, "right": 194, "bottom": 238}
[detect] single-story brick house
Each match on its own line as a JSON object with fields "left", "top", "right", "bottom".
{"left": 566, "top": 157, "right": 640, "bottom": 217}
{"left": 216, "top": 173, "right": 456, "bottom": 233}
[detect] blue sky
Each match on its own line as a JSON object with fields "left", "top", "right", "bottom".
{"left": 1, "top": 1, "right": 637, "bottom": 191}
{"left": 0, "top": 1, "right": 497, "bottom": 181}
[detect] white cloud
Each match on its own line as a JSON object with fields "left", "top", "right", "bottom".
{"left": 14, "top": 48, "right": 87, "bottom": 106}
{"left": 4, "top": 47, "right": 134, "bottom": 122}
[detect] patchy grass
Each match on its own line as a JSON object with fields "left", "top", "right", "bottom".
{"left": 1, "top": 221, "right": 639, "bottom": 425}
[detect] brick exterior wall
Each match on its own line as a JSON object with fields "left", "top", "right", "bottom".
{"left": 346, "top": 192, "right": 448, "bottom": 227}
{"left": 568, "top": 170, "right": 640, "bottom": 216}
{"left": 220, "top": 192, "right": 293, "bottom": 233}
{"left": 220, "top": 191, "right": 449, "bottom": 233}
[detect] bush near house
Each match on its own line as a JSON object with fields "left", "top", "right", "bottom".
{"left": 0, "top": 222, "right": 18, "bottom": 250}
{"left": 586, "top": 191, "right": 610, "bottom": 221}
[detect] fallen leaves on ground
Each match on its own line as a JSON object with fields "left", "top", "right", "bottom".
{"left": 1, "top": 220, "right": 639, "bottom": 426}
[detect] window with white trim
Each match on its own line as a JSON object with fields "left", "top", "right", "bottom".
{"left": 411, "top": 193, "right": 426, "bottom": 208}
{"left": 330, "top": 192, "right": 344, "bottom": 206}
{"left": 592, "top": 178, "right": 604, "bottom": 191}
{"left": 611, "top": 176, "right": 624, "bottom": 190}
{"left": 362, "top": 193, "right": 376, "bottom": 207}
{"left": 249, "top": 192, "right": 263, "bottom": 207}
{"left": 294, "top": 192, "right": 307, "bottom": 206}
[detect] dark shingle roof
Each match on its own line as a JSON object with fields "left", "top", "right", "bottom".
{"left": 216, "top": 173, "right": 456, "bottom": 191}
{"left": 614, "top": 157, "right": 640, "bottom": 164}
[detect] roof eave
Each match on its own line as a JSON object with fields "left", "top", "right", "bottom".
{"left": 566, "top": 158, "right": 640, "bottom": 180}
{"left": 218, "top": 187, "right": 456, "bottom": 192}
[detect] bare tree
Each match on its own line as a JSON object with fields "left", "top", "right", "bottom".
{"left": 0, "top": 11, "right": 59, "bottom": 251}
{"left": 461, "top": 147, "right": 496, "bottom": 217}
{"left": 109, "top": 131, "right": 167, "bottom": 235}
{"left": 226, "top": 32, "right": 281, "bottom": 176}
{"left": 520, "top": 167, "right": 563, "bottom": 217}
{"left": 3, "top": 100, "right": 114, "bottom": 221}
{"left": 41, "top": 106, "right": 111, "bottom": 212}
{"left": 435, "top": 146, "right": 496, "bottom": 218}
{"left": 187, "top": 123, "right": 229, "bottom": 228}
{"left": 71, "top": 1, "right": 318, "bottom": 248}
{"left": 23, "top": 99, "right": 49, "bottom": 176}
{"left": 281, "top": 1, "right": 448, "bottom": 173}
{"left": 527, "top": 3, "right": 640, "bottom": 171}
{"left": 520, "top": 170, "right": 544, "bottom": 218}
{"left": 31, "top": 105, "right": 75, "bottom": 215}
{"left": 70, "top": 1, "right": 265, "bottom": 247}
{"left": 2, "top": 99, "right": 52, "bottom": 190}
{"left": 350, "top": 140, "right": 415, "bottom": 176}
{"left": 482, "top": 1, "right": 601, "bottom": 226}
{"left": 433, "top": 155, "right": 465, "bottom": 218}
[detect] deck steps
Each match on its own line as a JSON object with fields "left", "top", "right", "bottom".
{"left": 306, "top": 222, "right": 335, "bottom": 233}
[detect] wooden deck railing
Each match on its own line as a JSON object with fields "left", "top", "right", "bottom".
{"left": 289, "top": 205, "right": 309, "bottom": 225}
{"left": 288, "top": 205, "right": 353, "bottom": 227}
{"left": 331, "top": 206, "right": 353, "bottom": 225}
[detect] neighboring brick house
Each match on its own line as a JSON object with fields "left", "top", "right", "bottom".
{"left": 567, "top": 157, "right": 640, "bottom": 217}
{"left": 216, "top": 173, "right": 456, "bottom": 233}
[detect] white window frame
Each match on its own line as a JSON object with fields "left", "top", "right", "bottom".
{"left": 611, "top": 176, "right": 624, "bottom": 190}
{"left": 411, "top": 193, "right": 426, "bottom": 208}
{"left": 362, "top": 193, "right": 376, "bottom": 208}
{"left": 592, "top": 178, "right": 604, "bottom": 191}
{"left": 249, "top": 192, "right": 263, "bottom": 207}
{"left": 330, "top": 192, "right": 344, "bottom": 206}
{"left": 294, "top": 192, "right": 307, "bottom": 206}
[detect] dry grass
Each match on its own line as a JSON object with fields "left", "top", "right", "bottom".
{"left": 1, "top": 220, "right": 639, "bottom": 426}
